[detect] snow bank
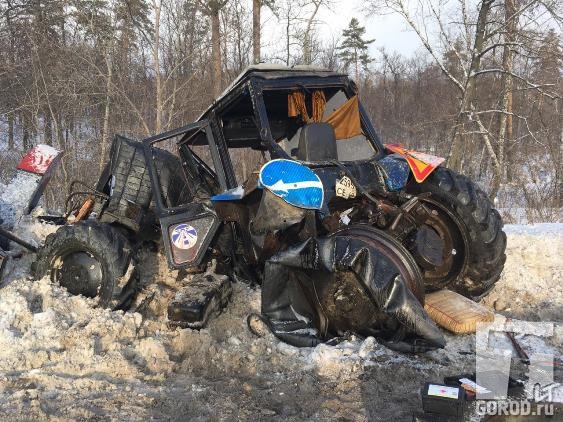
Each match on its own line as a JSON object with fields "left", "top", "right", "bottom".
{"left": 0, "top": 222, "right": 561, "bottom": 419}
{"left": 504, "top": 222, "right": 563, "bottom": 236}
{"left": 0, "top": 173, "right": 41, "bottom": 228}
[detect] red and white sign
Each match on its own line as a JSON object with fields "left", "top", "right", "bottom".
{"left": 17, "top": 145, "right": 61, "bottom": 175}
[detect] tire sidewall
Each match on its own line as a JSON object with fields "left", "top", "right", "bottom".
{"left": 45, "top": 239, "right": 116, "bottom": 307}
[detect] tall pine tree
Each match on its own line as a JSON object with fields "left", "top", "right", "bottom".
{"left": 337, "top": 18, "right": 374, "bottom": 84}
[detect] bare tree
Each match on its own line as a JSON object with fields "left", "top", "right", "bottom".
{"left": 497, "top": 0, "right": 516, "bottom": 181}
{"left": 366, "top": 0, "right": 562, "bottom": 198}
{"left": 198, "top": 0, "right": 229, "bottom": 98}
{"left": 301, "top": 0, "right": 325, "bottom": 65}
{"left": 252, "top": 0, "right": 276, "bottom": 65}
{"left": 253, "top": 0, "right": 261, "bottom": 64}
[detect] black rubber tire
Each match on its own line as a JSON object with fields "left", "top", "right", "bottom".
{"left": 335, "top": 225, "right": 425, "bottom": 303}
{"left": 32, "top": 221, "right": 139, "bottom": 310}
{"left": 405, "top": 167, "right": 506, "bottom": 298}
{"left": 103, "top": 136, "right": 191, "bottom": 224}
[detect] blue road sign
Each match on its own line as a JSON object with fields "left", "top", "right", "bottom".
{"left": 259, "top": 159, "right": 323, "bottom": 210}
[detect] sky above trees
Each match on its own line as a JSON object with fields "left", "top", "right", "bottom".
{"left": 260, "top": 0, "right": 430, "bottom": 59}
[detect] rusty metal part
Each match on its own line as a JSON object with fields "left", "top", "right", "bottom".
{"left": 65, "top": 192, "right": 108, "bottom": 219}
{"left": 407, "top": 199, "right": 466, "bottom": 291}
{"left": 75, "top": 198, "right": 95, "bottom": 222}
{"left": 251, "top": 190, "right": 307, "bottom": 234}
{"left": 506, "top": 331, "right": 530, "bottom": 363}
{"left": 0, "top": 226, "right": 38, "bottom": 253}
{"left": 334, "top": 225, "right": 425, "bottom": 304}
{"left": 389, "top": 195, "right": 430, "bottom": 237}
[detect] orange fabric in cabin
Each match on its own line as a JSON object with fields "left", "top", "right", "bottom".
{"left": 288, "top": 90, "right": 326, "bottom": 123}
{"left": 288, "top": 91, "right": 362, "bottom": 140}
{"left": 311, "top": 90, "right": 326, "bottom": 122}
{"left": 288, "top": 91, "right": 309, "bottom": 121}
{"left": 324, "top": 95, "right": 362, "bottom": 140}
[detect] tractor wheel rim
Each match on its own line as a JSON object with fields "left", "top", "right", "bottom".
{"left": 411, "top": 199, "right": 467, "bottom": 290}
{"left": 53, "top": 251, "right": 103, "bottom": 298}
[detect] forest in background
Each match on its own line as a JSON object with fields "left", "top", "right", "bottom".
{"left": 0, "top": 0, "right": 561, "bottom": 223}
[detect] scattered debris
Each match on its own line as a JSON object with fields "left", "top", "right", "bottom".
{"left": 0, "top": 227, "right": 38, "bottom": 253}
{"left": 167, "top": 273, "right": 232, "bottom": 328}
{"left": 421, "top": 382, "right": 466, "bottom": 420}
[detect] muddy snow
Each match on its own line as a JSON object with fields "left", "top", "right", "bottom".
{"left": 0, "top": 220, "right": 561, "bottom": 421}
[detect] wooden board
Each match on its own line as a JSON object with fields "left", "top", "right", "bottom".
{"left": 425, "top": 290, "right": 494, "bottom": 334}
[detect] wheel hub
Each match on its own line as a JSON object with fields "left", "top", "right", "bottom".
{"left": 407, "top": 200, "right": 466, "bottom": 290}
{"left": 53, "top": 252, "right": 103, "bottom": 298}
{"left": 412, "top": 226, "right": 445, "bottom": 268}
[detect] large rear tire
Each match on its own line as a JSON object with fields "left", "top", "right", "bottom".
{"left": 32, "top": 221, "right": 139, "bottom": 309}
{"left": 317, "top": 226, "right": 426, "bottom": 334}
{"left": 405, "top": 167, "right": 506, "bottom": 298}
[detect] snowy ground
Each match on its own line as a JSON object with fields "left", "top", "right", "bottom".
{"left": 0, "top": 218, "right": 561, "bottom": 421}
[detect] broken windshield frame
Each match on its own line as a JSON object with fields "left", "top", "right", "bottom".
{"left": 248, "top": 77, "right": 385, "bottom": 163}
{"left": 143, "top": 121, "right": 227, "bottom": 214}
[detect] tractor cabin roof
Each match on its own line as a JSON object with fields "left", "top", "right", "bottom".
{"left": 198, "top": 64, "right": 349, "bottom": 121}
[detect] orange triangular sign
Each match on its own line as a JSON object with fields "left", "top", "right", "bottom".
{"left": 385, "top": 144, "right": 445, "bottom": 183}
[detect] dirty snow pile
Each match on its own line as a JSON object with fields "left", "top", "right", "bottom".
{"left": 0, "top": 220, "right": 561, "bottom": 420}
{"left": 0, "top": 174, "right": 42, "bottom": 228}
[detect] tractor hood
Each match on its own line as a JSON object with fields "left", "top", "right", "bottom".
{"left": 211, "top": 145, "right": 445, "bottom": 214}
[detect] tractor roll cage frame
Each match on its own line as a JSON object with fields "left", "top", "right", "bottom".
{"left": 143, "top": 70, "right": 389, "bottom": 217}
{"left": 201, "top": 73, "right": 387, "bottom": 175}
{"left": 142, "top": 121, "right": 228, "bottom": 215}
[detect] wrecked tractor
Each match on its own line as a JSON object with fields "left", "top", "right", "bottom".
{"left": 30, "top": 65, "right": 506, "bottom": 352}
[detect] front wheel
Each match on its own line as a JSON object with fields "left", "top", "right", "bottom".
{"left": 32, "top": 221, "right": 139, "bottom": 309}
{"left": 405, "top": 167, "right": 506, "bottom": 298}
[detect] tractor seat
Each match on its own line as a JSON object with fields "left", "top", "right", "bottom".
{"left": 296, "top": 123, "right": 338, "bottom": 161}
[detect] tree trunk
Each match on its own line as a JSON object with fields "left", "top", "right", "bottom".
{"left": 56, "top": 113, "right": 65, "bottom": 150}
{"left": 558, "top": 133, "right": 562, "bottom": 210}
{"left": 498, "top": 0, "right": 516, "bottom": 183}
{"left": 211, "top": 7, "right": 222, "bottom": 98}
{"left": 448, "top": 0, "right": 494, "bottom": 172}
{"left": 153, "top": 0, "right": 163, "bottom": 132}
{"left": 44, "top": 113, "right": 53, "bottom": 145}
{"left": 100, "top": 53, "right": 113, "bottom": 172}
{"left": 303, "top": 1, "right": 322, "bottom": 65}
{"left": 8, "top": 115, "right": 14, "bottom": 150}
{"left": 355, "top": 49, "right": 359, "bottom": 86}
{"left": 22, "top": 113, "right": 30, "bottom": 151}
{"left": 286, "top": 12, "right": 291, "bottom": 66}
{"left": 252, "top": 0, "right": 261, "bottom": 64}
